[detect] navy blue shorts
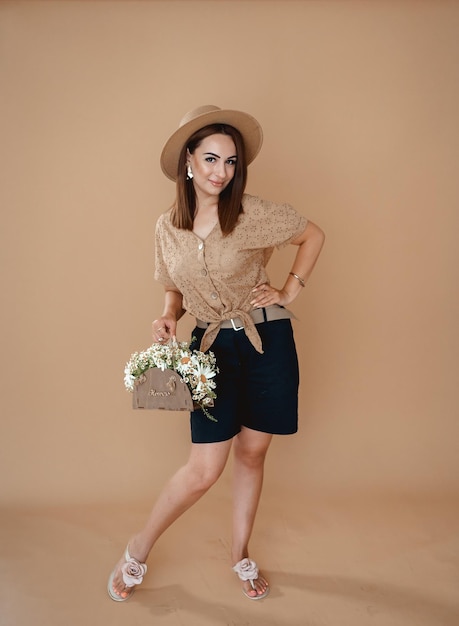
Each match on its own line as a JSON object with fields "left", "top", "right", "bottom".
{"left": 189, "top": 319, "right": 299, "bottom": 443}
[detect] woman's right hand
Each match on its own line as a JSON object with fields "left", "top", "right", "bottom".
{"left": 152, "top": 289, "right": 184, "bottom": 343}
{"left": 152, "top": 316, "right": 177, "bottom": 343}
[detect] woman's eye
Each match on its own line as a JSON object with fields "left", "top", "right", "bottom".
{"left": 205, "top": 157, "right": 216, "bottom": 163}
{"left": 227, "top": 159, "right": 237, "bottom": 166}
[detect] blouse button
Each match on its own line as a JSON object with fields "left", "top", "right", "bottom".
{"left": 198, "top": 242, "right": 204, "bottom": 250}
{"left": 210, "top": 292, "right": 218, "bottom": 300}
{"left": 200, "top": 269, "right": 207, "bottom": 276}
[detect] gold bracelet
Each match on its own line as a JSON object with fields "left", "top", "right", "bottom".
{"left": 289, "top": 272, "right": 305, "bottom": 288}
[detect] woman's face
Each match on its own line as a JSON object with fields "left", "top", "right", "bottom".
{"left": 187, "top": 133, "right": 237, "bottom": 201}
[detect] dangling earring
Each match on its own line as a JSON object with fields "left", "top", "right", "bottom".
{"left": 186, "top": 165, "right": 193, "bottom": 180}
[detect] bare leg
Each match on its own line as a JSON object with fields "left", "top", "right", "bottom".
{"left": 231, "top": 427, "right": 272, "bottom": 598}
{"left": 110, "top": 438, "right": 233, "bottom": 599}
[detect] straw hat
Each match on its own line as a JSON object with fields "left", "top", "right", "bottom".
{"left": 160, "top": 105, "right": 263, "bottom": 181}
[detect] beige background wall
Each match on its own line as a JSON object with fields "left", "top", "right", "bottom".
{"left": 1, "top": 0, "right": 458, "bottom": 506}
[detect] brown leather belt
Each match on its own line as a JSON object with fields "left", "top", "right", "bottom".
{"left": 195, "top": 305, "right": 295, "bottom": 331}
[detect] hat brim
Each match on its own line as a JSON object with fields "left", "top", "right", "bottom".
{"left": 160, "top": 109, "right": 263, "bottom": 181}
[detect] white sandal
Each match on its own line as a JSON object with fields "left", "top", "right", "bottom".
{"left": 107, "top": 546, "right": 148, "bottom": 602}
{"left": 232, "top": 557, "right": 270, "bottom": 600}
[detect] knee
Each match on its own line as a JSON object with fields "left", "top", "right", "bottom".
{"left": 233, "top": 444, "right": 268, "bottom": 470}
{"left": 185, "top": 463, "right": 223, "bottom": 494}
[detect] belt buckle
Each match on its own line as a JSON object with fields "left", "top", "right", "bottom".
{"left": 230, "top": 318, "right": 244, "bottom": 331}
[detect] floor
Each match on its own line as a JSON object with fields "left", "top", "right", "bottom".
{"left": 0, "top": 490, "right": 458, "bottom": 626}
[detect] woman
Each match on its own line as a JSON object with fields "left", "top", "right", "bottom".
{"left": 108, "top": 105, "right": 325, "bottom": 602}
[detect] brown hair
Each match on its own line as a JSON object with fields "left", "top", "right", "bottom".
{"left": 171, "top": 124, "right": 247, "bottom": 235}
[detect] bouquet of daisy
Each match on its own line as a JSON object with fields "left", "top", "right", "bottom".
{"left": 124, "top": 339, "right": 218, "bottom": 421}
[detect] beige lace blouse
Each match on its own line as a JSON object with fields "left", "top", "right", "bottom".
{"left": 154, "top": 193, "right": 308, "bottom": 353}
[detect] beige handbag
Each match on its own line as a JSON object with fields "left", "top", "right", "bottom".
{"left": 133, "top": 368, "right": 194, "bottom": 411}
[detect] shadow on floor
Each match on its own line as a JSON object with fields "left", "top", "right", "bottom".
{"left": 132, "top": 569, "right": 459, "bottom": 626}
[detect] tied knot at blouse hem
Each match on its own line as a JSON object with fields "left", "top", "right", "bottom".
{"left": 200, "top": 309, "right": 263, "bottom": 354}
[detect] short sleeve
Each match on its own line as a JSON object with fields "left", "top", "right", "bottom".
{"left": 241, "top": 195, "right": 308, "bottom": 249}
{"left": 154, "top": 214, "right": 178, "bottom": 289}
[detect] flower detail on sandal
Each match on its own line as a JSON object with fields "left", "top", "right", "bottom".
{"left": 121, "top": 551, "right": 147, "bottom": 587}
{"left": 232, "top": 558, "right": 269, "bottom": 600}
{"left": 233, "top": 557, "right": 258, "bottom": 581}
